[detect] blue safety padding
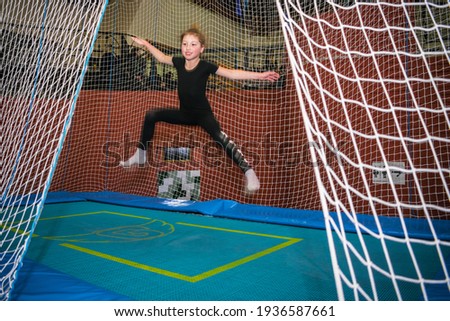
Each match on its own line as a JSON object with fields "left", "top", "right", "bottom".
{"left": 1, "top": 191, "right": 86, "bottom": 207}
{"left": 41, "top": 191, "right": 450, "bottom": 241}
{"left": 9, "top": 258, "right": 131, "bottom": 301}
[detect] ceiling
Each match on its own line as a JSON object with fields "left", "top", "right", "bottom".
{"left": 188, "top": 0, "right": 280, "bottom": 36}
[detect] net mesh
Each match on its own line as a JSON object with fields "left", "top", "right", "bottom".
{"left": 1, "top": 0, "right": 107, "bottom": 300}
{"left": 2, "top": 0, "right": 449, "bottom": 301}
{"left": 49, "top": 0, "right": 312, "bottom": 208}
{"left": 276, "top": 0, "right": 449, "bottom": 300}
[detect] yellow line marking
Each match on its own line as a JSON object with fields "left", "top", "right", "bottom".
{"left": 189, "top": 238, "right": 301, "bottom": 282}
{"left": 2, "top": 210, "right": 158, "bottom": 239}
{"left": 176, "top": 222, "right": 297, "bottom": 240}
{"left": 60, "top": 243, "right": 193, "bottom": 282}
{"left": 39, "top": 211, "right": 152, "bottom": 221}
{"left": 15, "top": 210, "right": 303, "bottom": 282}
{"left": 61, "top": 237, "right": 301, "bottom": 283}
{"left": 5, "top": 211, "right": 155, "bottom": 238}
{"left": 59, "top": 220, "right": 303, "bottom": 282}
{"left": 0, "top": 223, "right": 38, "bottom": 237}
{"left": 37, "top": 211, "right": 105, "bottom": 220}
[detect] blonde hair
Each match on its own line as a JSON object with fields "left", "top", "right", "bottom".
{"left": 180, "top": 24, "right": 206, "bottom": 47}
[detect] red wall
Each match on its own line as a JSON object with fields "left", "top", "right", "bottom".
{"left": 49, "top": 86, "right": 320, "bottom": 209}
{"left": 48, "top": 5, "right": 449, "bottom": 218}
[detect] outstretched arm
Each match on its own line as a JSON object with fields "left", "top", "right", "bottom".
{"left": 130, "top": 36, "right": 173, "bottom": 65}
{"left": 216, "top": 66, "right": 280, "bottom": 82}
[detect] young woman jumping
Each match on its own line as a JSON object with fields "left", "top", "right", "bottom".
{"left": 120, "top": 26, "right": 280, "bottom": 194}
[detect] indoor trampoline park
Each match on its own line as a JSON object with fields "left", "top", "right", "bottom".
{"left": 2, "top": 0, "right": 450, "bottom": 303}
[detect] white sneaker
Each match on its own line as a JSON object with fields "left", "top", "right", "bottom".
{"left": 120, "top": 148, "right": 146, "bottom": 167}
{"left": 244, "top": 169, "right": 260, "bottom": 194}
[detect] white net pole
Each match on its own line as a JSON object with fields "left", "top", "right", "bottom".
{"left": 276, "top": 0, "right": 450, "bottom": 300}
{"left": 1, "top": 0, "right": 108, "bottom": 301}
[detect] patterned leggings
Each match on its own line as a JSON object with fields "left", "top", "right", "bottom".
{"left": 140, "top": 108, "right": 251, "bottom": 173}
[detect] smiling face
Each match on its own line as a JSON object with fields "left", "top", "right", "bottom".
{"left": 181, "top": 34, "right": 204, "bottom": 62}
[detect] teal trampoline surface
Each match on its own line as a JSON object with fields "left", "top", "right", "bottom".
{"left": 11, "top": 201, "right": 335, "bottom": 300}
{"left": 8, "top": 192, "right": 450, "bottom": 301}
